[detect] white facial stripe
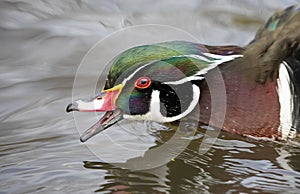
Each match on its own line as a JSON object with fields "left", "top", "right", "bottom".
{"left": 121, "top": 62, "right": 152, "bottom": 85}
{"left": 123, "top": 84, "right": 200, "bottom": 123}
{"left": 178, "top": 53, "right": 242, "bottom": 63}
{"left": 163, "top": 54, "right": 242, "bottom": 85}
{"left": 163, "top": 76, "right": 204, "bottom": 85}
{"left": 195, "top": 53, "right": 242, "bottom": 75}
{"left": 202, "top": 53, "right": 243, "bottom": 63}
{"left": 277, "top": 62, "right": 295, "bottom": 139}
{"left": 77, "top": 99, "right": 104, "bottom": 110}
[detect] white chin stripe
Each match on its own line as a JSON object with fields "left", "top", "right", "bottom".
{"left": 123, "top": 84, "right": 200, "bottom": 123}
{"left": 277, "top": 62, "right": 295, "bottom": 139}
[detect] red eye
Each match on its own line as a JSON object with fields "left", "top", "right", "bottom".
{"left": 135, "top": 77, "right": 151, "bottom": 89}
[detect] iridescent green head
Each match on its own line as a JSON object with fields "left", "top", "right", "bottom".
{"left": 102, "top": 41, "right": 219, "bottom": 121}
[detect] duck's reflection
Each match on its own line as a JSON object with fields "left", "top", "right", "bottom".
{"left": 84, "top": 161, "right": 170, "bottom": 193}
{"left": 83, "top": 130, "right": 300, "bottom": 193}
{"left": 82, "top": 126, "right": 210, "bottom": 193}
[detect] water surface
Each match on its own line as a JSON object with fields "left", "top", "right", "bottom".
{"left": 1, "top": 1, "right": 300, "bottom": 193}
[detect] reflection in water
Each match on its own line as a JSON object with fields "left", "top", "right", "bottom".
{"left": 84, "top": 130, "right": 300, "bottom": 193}
{"left": 84, "top": 161, "right": 169, "bottom": 193}
{"left": 1, "top": 0, "right": 300, "bottom": 193}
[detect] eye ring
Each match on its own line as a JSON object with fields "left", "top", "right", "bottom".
{"left": 135, "top": 77, "right": 151, "bottom": 89}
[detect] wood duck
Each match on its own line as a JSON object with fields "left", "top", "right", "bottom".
{"left": 67, "top": 5, "right": 300, "bottom": 142}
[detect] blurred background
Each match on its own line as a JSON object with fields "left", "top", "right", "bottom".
{"left": 1, "top": 0, "right": 300, "bottom": 193}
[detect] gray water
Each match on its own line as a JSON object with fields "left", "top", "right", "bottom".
{"left": 1, "top": 0, "right": 300, "bottom": 193}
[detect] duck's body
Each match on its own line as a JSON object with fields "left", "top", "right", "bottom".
{"left": 200, "top": 48, "right": 299, "bottom": 139}
{"left": 67, "top": 5, "right": 300, "bottom": 142}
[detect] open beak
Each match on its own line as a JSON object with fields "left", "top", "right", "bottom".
{"left": 66, "top": 84, "right": 124, "bottom": 142}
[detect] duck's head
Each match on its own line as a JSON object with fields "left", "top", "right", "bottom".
{"left": 66, "top": 41, "right": 241, "bottom": 142}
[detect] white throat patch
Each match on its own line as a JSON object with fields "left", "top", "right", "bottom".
{"left": 123, "top": 84, "right": 200, "bottom": 122}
